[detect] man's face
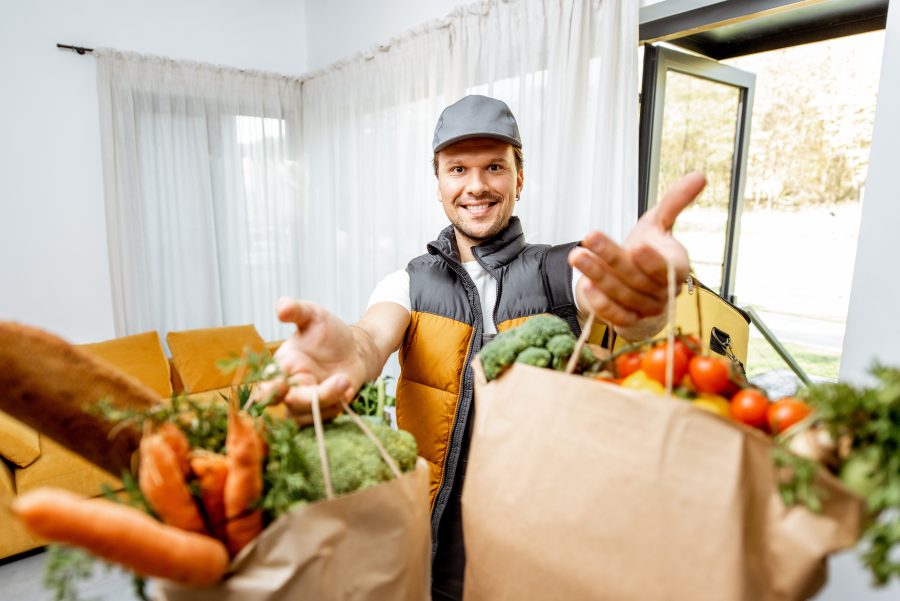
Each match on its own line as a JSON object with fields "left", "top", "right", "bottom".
{"left": 436, "top": 138, "right": 523, "bottom": 244}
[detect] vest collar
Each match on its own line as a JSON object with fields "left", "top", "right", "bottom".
{"left": 427, "top": 217, "right": 526, "bottom": 270}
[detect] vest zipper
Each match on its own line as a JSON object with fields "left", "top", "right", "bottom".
{"left": 427, "top": 246, "right": 483, "bottom": 559}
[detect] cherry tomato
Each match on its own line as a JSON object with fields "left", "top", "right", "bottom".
{"left": 688, "top": 355, "right": 731, "bottom": 395}
{"left": 730, "top": 388, "right": 770, "bottom": 430}
{"left": 641, "top": 343, "right": 689, "bottom": 386}
{"left": 676, "top": 335, "right": 701, "bottom": 361}
{"left": 767, "top": 397, "right": 813, "bottom": 434}
{"left": 614, "top": 352, "right": 642, "bottom": 379}
{"left": 692, "top": 394, "right": 731, "bottom": 418}
{"left": 620, "top": 370, "right": 665, "bottom": 395}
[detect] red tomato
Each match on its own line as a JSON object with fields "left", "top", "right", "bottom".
{"left": 676, "top": 335, "right": 701, "bottom": 361}
{"left": 614, "top": 352, "right": 642, "bottom": 379}
{"left": 688, "top": 355, "right": 731, "bottom": 394}
{"left": 730, "top": 389, "right": 770, "bottom": 430}
{"left": 767, "top": 397, "right": 813, "bottom": 434}
{"left": 641, "top": 343, "right": 689, "bottom": 386}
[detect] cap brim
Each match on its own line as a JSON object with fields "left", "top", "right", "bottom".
{"left": 433, "top": 132, "right": 522, "bottom": 153}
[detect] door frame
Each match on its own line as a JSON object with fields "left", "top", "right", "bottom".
{"left": 638, "top": 44, "right": 756, "bottom": 302}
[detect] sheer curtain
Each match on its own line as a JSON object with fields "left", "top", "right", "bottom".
{"left": 302, "top": 0, "right": 639, "bottom": 324}
{"left": 96, "top": 50, "right": 304, "bottom": 340}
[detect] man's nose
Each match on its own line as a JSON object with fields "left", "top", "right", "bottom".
{"left": 465, "top": 170, "right": 489, "bottom": 196}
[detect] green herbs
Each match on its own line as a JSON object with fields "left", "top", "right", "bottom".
{"left": 349, "top": 376, "right": 396, "bottom": 425}
{"left": 776, "top": 365, "right": 900, "bottom": 586}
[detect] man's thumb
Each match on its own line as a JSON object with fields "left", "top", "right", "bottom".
{"left": 276, "top": 298, "right": 316, "bottom": 329}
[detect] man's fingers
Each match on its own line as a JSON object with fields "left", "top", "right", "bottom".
{"left": 283, "top": 373, "right": 353, "bottom": 416}
{"left": 578, "top": 279, "right": 640, "bottom": 327}
{"left": 276, "top": 297, "right": 317, "bottom": 329}
{"left": 573, "top": 233, "right": 667, "bottom": 300}
{"left": 654, "top": 172, "right": 706, "bottom": 231}
{"left": 290, "top": 404, "right": 343, "bottom": 427}
{"left": 252, "top": 378, "right": 289, "bottom": 406}
{"left": 631, "top": 241, "right": 689, "bottom": 292}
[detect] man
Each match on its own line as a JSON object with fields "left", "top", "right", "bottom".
{"left": 262, "top": 95, "right": 705, "bottom": 600}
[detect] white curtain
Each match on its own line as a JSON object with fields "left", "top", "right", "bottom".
{"left": 96, "top": 50, "right": 304, "bottom": 340}
{"left": 96, "top": 0, "right": 638, "bottom": 336}
{"left": 302, "top": 0, "right": 639, "bottom": 323}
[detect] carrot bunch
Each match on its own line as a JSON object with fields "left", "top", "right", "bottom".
{"left": 11, "top": 403, "right": 267, "bottom": 587}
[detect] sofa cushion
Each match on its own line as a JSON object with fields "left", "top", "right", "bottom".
{"left": 14, "top": 436, "right": 121, "bottom": 496}
{"left": 167, "top": 325, "right": 266, "bottom": 393}
{"left": 0, "top": 457, "right": 15, "bottom": 496}
{"left": 0, "top": 411, "right": 41, "bottom": 468}
{"left": 79, "top": 330, "right": 172, "bottom": 399}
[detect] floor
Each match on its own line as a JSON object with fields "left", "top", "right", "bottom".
{"left": 0, "top": 549, "right": 145, "bottom": 600}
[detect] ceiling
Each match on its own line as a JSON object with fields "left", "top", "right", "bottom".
{"left": 640, "top": 0, "right": 889, "bottom": 59}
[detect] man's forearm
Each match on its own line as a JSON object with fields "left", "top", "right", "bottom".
{"left": 351, "top": 302, "right": 412, "bottom": 383}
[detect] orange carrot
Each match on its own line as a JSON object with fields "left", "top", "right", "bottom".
{"left": 139, "top": 433, "right": 207, "bottom": 534}
{"left": 224, "top": 408, "right": 265, "bottom": 556}
{"left": 158, "top": 422, "right": 192, "bottom": 477}
{"left": 13, "top": 487, "right": 229, "bottom": 586}
{"left": 191, "top": 451, "right": 229, "bottom": 542}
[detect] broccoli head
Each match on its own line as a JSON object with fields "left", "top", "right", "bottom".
{"left": 276, "top": 416, "right": 417, "bottom": 506}
{"left": 515, "top": 346, "right": 552, "bottom": 368}
{"left": 513, "top": 314, "right": 573, "bottom": 348}
{"left": 480, "top": 331, "right": 528, "bottom": 380}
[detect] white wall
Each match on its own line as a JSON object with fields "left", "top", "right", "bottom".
{"left": 840, "top": 0, "right": 900, "bottom": 382}
{"left": 0, "top": 0, "right": 306, "bottom": 343}
{"left": 304, "top": 0, "right": 462, "bottom": 72}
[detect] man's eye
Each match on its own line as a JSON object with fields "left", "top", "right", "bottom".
{"left": 488, "top": 164, "right": 502, "bottom": 171}
{"left": 451, "top": 166, "right": 464, "bottom": 173}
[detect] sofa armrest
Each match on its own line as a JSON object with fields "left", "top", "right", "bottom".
{"left": 0, "top": 411, "right": 40, "bottom": 468}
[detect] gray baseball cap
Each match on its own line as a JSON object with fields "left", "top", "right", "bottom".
{"left": 432, "top": 95, "right": 522, "bottom": 153}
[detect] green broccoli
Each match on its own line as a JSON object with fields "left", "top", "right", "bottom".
{"left": 546, "top": 333, "right": 576, "bottom": 369}
{"left": 513, "top": 314, "right": 573, "bottom": 348}
{"left": 295, "top": 416, "right": 417, "bottom": 501}
{"left": 480, "top": 314, "right": 584, "bottom": 380}
{"left": 515, "top": 347, "right": 552, "bottom": 368}
{"left": 480, "top": 331, "right": 528, "bottom": 380}
{"left": 261, "top": 415, "right": 417, "bottom": 517}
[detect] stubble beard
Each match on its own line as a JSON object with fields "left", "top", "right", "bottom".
{"left": 449, "top": 193, "right": 511, "bottom": 243}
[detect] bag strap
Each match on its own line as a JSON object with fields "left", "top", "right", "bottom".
{"left": 542, "top": 242, "right": 582, "bottom": 337}
{"left": 309, "top": 389, "right": 402, "bottom": 501}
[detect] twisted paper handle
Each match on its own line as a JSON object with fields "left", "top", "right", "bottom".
{"left": 309, "top": 388, "right": 404, "bottom": 502}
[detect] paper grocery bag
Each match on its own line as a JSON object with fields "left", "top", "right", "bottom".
{"left": 156, "top": 458, "right": 431, "bottom": 601}
{"left": 463, "top": 361, "right": 862, "bottom": 601}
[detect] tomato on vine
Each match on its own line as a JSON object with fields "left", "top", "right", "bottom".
{"left": 641, "top": 343, "right": 689, "bottom": 386}
{"left": 688, "top": 355, "right": 731, "bottom": 395}
{"left": 730, "top": 388, "right": 770, "bottom": 430}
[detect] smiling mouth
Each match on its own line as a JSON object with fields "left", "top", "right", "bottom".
{"left": 460, "top": 201, "right": 498, "bottom": 216}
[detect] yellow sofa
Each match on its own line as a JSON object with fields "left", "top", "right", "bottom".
{"left": 0, "top": 324, "right": 279, "bottom": 560}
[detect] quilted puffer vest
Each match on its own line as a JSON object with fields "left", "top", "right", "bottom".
{"left": 396, "top": 217, "right": 599, "bottom": 552}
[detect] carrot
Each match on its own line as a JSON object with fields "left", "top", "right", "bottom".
{"left": 224, "top": 407, "right": 265, "bottom": 556}
{"left": 139, "top": 433, "right": 207, "bottom": 534}
{"left": 191, "top": 451, "right": 229, "bottom": 542}
{"left": 158, "top": 422, "right": 192, "bottom": 477}
{"left": 12, "top": 487, "right": 229, "bottom": 587}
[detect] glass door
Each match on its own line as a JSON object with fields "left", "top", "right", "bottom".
{"left": 639, "top": 45, "right": 755, "bottom": 303}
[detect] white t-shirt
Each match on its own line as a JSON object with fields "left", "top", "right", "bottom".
{"left": 367, "top": 262, "right": 585, "bottom": 335}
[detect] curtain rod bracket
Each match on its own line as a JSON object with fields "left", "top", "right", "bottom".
{"left": 57, "top": 43, "right": 94, "bottom": 55}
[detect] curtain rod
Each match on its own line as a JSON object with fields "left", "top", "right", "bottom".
{"left": 57, "top": 43, "right": 94, "bottom": 55}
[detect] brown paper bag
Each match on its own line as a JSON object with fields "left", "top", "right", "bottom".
{"left": 155, "top": 456, "right": 432, "bottom": 601}
{"left": 463, "top": 361, "right": 862, "bottom": 601}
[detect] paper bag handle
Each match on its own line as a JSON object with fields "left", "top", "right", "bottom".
{"left": 567, "top": 258, "right": 679, "bottom": 397}
{"left": 309, "top": 389, "right": 403, "bottom": 501}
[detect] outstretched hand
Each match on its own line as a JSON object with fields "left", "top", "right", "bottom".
{"left": 255, "top": 298, "right": 366, "bottom": 425}
{"left": 569, "top": 172, "right": 706, "bottom": 328}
